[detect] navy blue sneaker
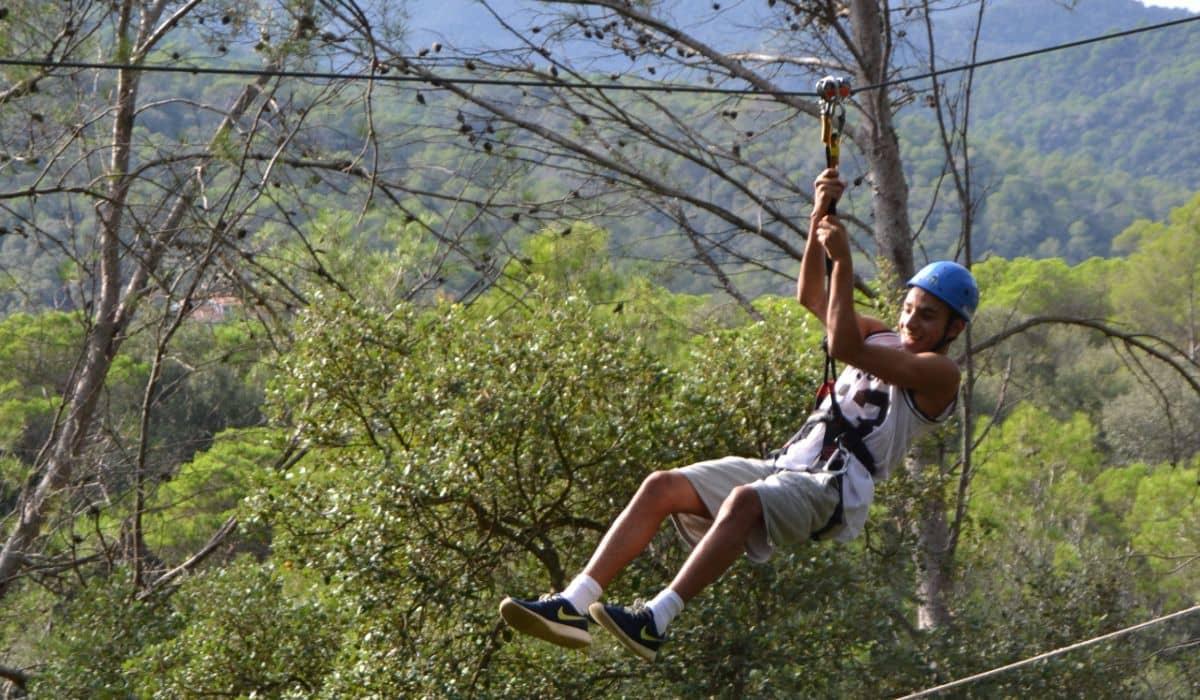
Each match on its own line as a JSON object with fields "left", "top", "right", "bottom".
{"left": 588, "top": 600, "right": 665, "bottom": 661}
{"left": 499, "top": 595, "right": 592, "bottom": 649}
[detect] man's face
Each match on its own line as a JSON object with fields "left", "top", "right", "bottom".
{"left": 898, "top": 287, "right": 960, "bottom": 353}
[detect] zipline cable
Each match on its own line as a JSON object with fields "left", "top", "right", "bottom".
{"left": 861, "top": 13, "right": 1200, "bottom": 95}
{"left": 0, "top": 14, "right": 1197, "bottom": 97}
{"left": 895, "top": 602, "right": 1200, "bottom": 699}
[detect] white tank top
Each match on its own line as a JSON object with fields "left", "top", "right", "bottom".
{"left": 775, "top": 331, "right": 956, "bottom": 541}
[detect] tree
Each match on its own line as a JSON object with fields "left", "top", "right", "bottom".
{"left": 0, "top": 0, "right": 258, "bottom": 606}
{"left": 1112, "top": 194, "right": 1200, "bottom": 361}
{"left": 259, "top": 286, "right": 680, "bottom": 695}
{"left": 128, "top": 559, "right": 342, "bottom": 699}
{"left": 0, "top": 0, "right": 501, "bottom": 615}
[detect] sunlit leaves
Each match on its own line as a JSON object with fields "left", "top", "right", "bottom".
{"left": 130, "top": 559, "right": 341, "bottom": 698}
{"left": 1125, "top": 458, "right": 1200, "bottom": 606}
{"left": 1112, "top": 193, "right": 1200, "bottom": 354}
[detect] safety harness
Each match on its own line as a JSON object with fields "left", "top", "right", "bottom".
{"left": 771, "top": 341, "right": 879, "bottom": 539}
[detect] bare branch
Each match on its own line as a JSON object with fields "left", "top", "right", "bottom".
{"left": 136, "top": 515, "right": 238, "bottom": 600}
{"left": 725, "top": 52, "right": 842, "bottom": 71}
{"left": 973, "top": 316, "right": 1200, "bottom": 396}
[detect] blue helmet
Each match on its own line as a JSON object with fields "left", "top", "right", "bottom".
{"left": 907, "top": 261, "right": 979, "bottom": 323}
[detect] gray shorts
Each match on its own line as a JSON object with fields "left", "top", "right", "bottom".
{"left": 671, "top": 456, "right": 842, "bottom": 563}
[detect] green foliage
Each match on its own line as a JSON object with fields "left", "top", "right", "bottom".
{"left": 9, "top": 222, "right": 1200, "bottom": 696}
{"left": 19, "top": 559, "right": 343, "bottom": 699}
{"left": 972, "top": 256, "right": 1115, "bottom": 318}
{"left": 970, "top": 198, "right": 1200, "bottom": 471}
{"left": 1099, "top": 361, "right": 1200, "bottom": 466}
{"left": 1111, "top": 193, "right": 1200, "bottom": 352}
{"left": 670, "top": 296, "right": 825, "bottom": 459}
{"left": 1090, "top": 456, "right": 1200, "bottom": 608}
{"left": 261, "top": 205, "right": 447, "bottom": 308}
{"left": 0, "top": 311, "right": 82, "bottom": 456}
{"left": 1089, "top": 462, "right": 1148, "bottom": 542}
{"left": 900, "top": 0, "right": 1198, "bottom": 263}
{"left": 245, "top": 262, "right": 889, "bottom": 695}
{"left": 490, "top": 223, "right": 715, "bottom": 363}
{"left": 129, "top": 559, "right": 341, "bottom": 699}
{"left": 970, "top": 404, "right": 1104, "bottom": 552}
{"left": 0, "top": 455, "right": 24, "bottom": 516}
{"left": 970, "top": 257, "right": 1127, "bottom": 425}
{"left": 118, "top": 559, "right": 338, "bottom": 700}
{"left": 955, "top": 403, "right": 1159, "bottom": 697}
{"left": 254, "top": 286, "right": 679, "bottom": 695}
{"left": 27, "top": 570, "right": 178, "bottom": 699}
{"left": 142, "top": 427, "right": 279, "bottom": 561}
{"left": 1125, "top": 458, "right": 1200, "bottom": 607}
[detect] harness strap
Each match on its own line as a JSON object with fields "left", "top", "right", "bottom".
{"left": 769, "top": 407, "right": 877, "bottom": 474}
{"left": 811, "top": 396, "right": 878, "bottom": 541}
{"left": 826, "top": 416, "right": 877, "bottom": 476}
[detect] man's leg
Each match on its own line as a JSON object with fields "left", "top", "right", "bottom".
{"left": 667, "top": 483, "right": 762, "bottom": 601}
{"left": 582, "top": 470, "right": 710, "bottom": 588}
{"left": 499, "top": 469, "right": 708, "bottom": 648}
{"left": 590, "top": 483, "right": 764, "bottom": 661}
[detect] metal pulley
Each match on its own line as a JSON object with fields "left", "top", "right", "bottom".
{"left": 816, "top": 76, "right": 851, "bottom": 104}
{"left": 815, "top": 76, "right": 851, "bottom": 170}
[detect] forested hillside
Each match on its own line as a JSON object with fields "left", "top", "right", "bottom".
{"left": 0, "top": 1, "right": 1197, "bottom": 697}
{"left": 3, "top": 0, "right": 1199, "bottom": 306}
{"left": 912, "top": 0, "right": 1200, "bottom": 261}
{"left": 401, "top": 0, "right": 1200, "bottom": 264}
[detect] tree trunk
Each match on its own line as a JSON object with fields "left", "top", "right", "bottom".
{"left": 910, "top": 453, "right": 954, "bottom": 630}
{"left": 0, "top": 0, "right": 287, "bottom": 603}
{"left": 849, "top": 0, "right": 942, "bottom": 628}
{"left": 849, "top": 0, "right": 917, "bottom": 283}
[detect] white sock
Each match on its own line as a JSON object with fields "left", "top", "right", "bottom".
{"left": 647, "top": 588, "right": 685, "bottom": 634}
{"left": 560, "top": 574, "right": 603, "bottom": 614}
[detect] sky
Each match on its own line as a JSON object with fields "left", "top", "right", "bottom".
{"left": 1141, "top": 0, "right": 1200, "bottom": 10}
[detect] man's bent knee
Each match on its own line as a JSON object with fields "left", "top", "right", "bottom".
{"left": 638, "top": 470, "right": 706, "bottom": 516}
{"left": 716, "top": 484, "right": 763, "bottom": 523}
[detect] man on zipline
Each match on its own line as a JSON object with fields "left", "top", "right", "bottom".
{"left": 500, "top": 168, "right": 979, "bottom": 661}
